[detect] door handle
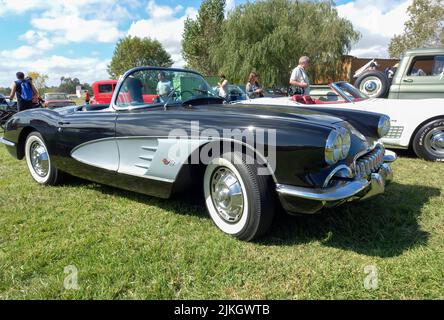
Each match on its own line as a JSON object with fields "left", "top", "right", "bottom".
{"left": 403, "top": 79, "right": 413, "bottom": 83}
{"left": 58, "top": 121, "right": 70, "bottom": 125}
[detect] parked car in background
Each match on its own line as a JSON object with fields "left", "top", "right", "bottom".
{"left": 237, "top": 81, "right": 444, "bottom": 161}
{"left": 0, "top": 67, "right": 396, "bottom": 241}
{"left": 43, "top": 93, "right": 76, "bottom": 109}
{"left": 355, "top": 48, "right": 444, "bottom": 99}
{"left": 213, "top": 85, "right": 248, "bottom": 102}
{"left": 90, "top": 80, "right": 118, "bottom": 105}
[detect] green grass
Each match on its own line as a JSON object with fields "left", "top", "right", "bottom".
{"left": 0, "top": 147, "right": 443, "bottom": 299}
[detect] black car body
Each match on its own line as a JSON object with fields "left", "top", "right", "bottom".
{"left": 0, "top": 67, "right": 396, "bottom": 240}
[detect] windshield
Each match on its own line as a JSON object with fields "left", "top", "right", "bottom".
{"left": 331, "top": 82, "right": 369, "bottom": 101}
{"left": 114, "top": 68, "right": 216, "bottom": 108}
{"left": 45, "top": 93, "right": 69, "bottom": 100}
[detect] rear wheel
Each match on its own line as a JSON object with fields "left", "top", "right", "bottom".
{"left": 25, "top": 131, "right": 64, "bottom": 185}
{"left": 355, "top": 71, "right": 389, "bottom": 98}
{"left": 203, "top": 152, "right": 275, "bottom": 241}
{"left": 412, "top": 118, "right": 444, "bottom": 161}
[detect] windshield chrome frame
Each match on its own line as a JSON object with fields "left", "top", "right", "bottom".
{"left": 330, "top": 82, "right": 369, "bottom": 103}
{"left": 110, "top": 66, "right": 208, "bottom": 111}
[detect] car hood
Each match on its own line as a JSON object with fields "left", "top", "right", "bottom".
{"left": 193, "top": 103, "right": 345, "bottom": 128}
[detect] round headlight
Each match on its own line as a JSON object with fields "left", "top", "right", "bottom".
{"left": 378, "top": 115, "right": 391, "bottom": 138}
{"left": 325, "top": 128, "right": 351, "bottom": 165}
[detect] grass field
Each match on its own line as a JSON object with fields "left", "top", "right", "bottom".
{"left": 0, "top": 146, "right": 442, "bottom": 299}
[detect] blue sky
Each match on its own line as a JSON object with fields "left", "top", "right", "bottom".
{"left": 0, "top": 0, "right": 410, "bottom": 87}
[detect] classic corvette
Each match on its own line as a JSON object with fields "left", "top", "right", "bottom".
{"left": 237, "top": 81, "right": 444, "bottom": 161}
{"left": 0, "top": 67, "right": 396, "bottom": 241}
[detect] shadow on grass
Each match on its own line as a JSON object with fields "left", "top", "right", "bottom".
{"left": 261, "top": 182, "right": 440, "bottom": 257}
{"left": 63, "top": 177, "right": 439, "bottom": 257}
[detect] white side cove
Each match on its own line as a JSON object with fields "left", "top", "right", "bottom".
{"left": 71, "top": 137, "right": 209, "bottom": 183}
{"left": 117, "top": 138, "right": 208, "bottom": 182}
{"left": 71, "top": 139, "right": 119, "bottom": 171}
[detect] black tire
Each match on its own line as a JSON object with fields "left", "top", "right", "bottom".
{"left": 24, "top": 131, "right": 64, "bottom": 185}
{"left": 354, "top": 71, "right": 389, "bottom": 98}
{"left": 203, "top": 151, "right": 275, "bottom": 241}
{"left": 412, "top": 118, "right": 444, "bottom": 161}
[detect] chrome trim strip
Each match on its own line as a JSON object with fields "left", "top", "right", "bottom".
{"left": 0, "top": 137, "right": 16, "bottom": 147}
{"left": 276, "top": 179, "right": 370, "bottom": 202}
{"left": 322, "top": 164, "right": 353, "bottom": 188}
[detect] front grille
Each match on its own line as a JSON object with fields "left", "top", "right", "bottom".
{"left": 385, "top": 126, "right": 404, "bottom": 139}
{"left": 353, "top": 145, "right": 385, "bottom": 178}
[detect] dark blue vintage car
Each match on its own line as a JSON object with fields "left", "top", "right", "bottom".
{"left": 0, "top": 67, "right": 396, "bottom": 241}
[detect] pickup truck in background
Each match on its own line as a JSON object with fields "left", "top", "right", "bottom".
{"left": 90, "top": 80, "right": 118, "bottom": 105}
{"left": 354, "top": 48, "right": 444, "bottom": 99}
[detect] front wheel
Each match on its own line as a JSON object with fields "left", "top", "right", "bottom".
{"left": 203, "top": 152, "right": 275, "bottom": 241}
{"left": 412, "top": 118, "right": 444, "bottom": 161}
{"left": 25, "top": 131, "right": 64, "bottom": 185}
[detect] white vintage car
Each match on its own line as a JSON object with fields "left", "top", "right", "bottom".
{"left": 237, "top": 82, "right": 444, "bottom": 161}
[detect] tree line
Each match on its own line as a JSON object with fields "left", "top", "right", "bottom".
{"left": 108, "top": 0, "right": 443, "bottom": 88}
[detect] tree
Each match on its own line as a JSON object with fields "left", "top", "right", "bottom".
{"left": 27, "top": 71, "right": 49, "bottom": 91}
{"left": 389, "top": 0, "right": 444, "bottom": 58}
{"left": 210, "top": 0, "right": 360, "bottom": 87}
{"left": 57, "top": 77, "right": 91, "bottom": 94}
{"left": 107, "top": 36, "right": 173, "bottom": 79}
{"left": 182, "top": 0, "right": 226, "bottom": 75}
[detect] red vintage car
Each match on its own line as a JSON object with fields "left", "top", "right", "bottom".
{"left": 90, "top": 79, "right": 158, "bottom": 105}
{"left": 43, "top": 93, "right": 76, "bottom": 108}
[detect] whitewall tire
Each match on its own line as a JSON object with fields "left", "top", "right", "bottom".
{"left": 25, "top": 132, "right": 63, "bottom": 185}
{"left": 203, "top": 152, "right": 274, "bottom": 241}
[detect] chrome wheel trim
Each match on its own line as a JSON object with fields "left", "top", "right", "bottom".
{"left": 424, "top": 126, "right": 444, "bottom": 156}
{"left": 204, "top": 157, "right": 249, "bottom": 235}
{"left": 359, "top": 76, "right": 382, "bottom": 97}
{"left": 210, "top": 167, "right": 244, "bottom": 224}
{"left": 25, "top": 134, "right": 51, "bottom": 183}
{"left": 30, "top": 141, "right": 49, "bottom": 177}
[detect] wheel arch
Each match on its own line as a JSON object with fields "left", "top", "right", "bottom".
{"left": 16, "top": 126, "right": 39, "bottom": 160}
{"left": 171, "top": 138, "right": 277, "bottom": 195}
{"left": 408, "top": 114, "right": 444, "bottom": 148}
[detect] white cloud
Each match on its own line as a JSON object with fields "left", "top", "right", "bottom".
{"left": 128, "top": 0, "right": 198, "bottom": 67}
{"left": 0, "top": 55, "right": 110, "bottom": 87}
{"left": 32, "top": 15, "right": 121, "bottom": 43}
{"left": 337, "top": 0, "right": 412, "bottom": 58}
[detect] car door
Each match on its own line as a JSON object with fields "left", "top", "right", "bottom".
{"left": 398, "top": 55, "right": 444, "bottom": 99}
{"left": 54, "top": 108, "right": 118, "bottom": 181}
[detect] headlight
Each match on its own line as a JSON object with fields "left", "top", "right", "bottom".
{"left": 378, "top": 115, "right": 391, "bottom": 138}
{"left": 325, "top": 128, "right": 351, "bottom": 165}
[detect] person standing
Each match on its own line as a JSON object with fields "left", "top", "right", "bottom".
{"left": 9, "top": 72, "right": 35, "bottom": 111}
{"left": 84, "top": 90, "right": 90, "bottom": 104}
{"left": 217, "top": 73, "right": 229, "bottom": 99}
{"left": 289, "top": 56, "right": 311, "bottom": 96}
{"left": 156, "top": 71, "right": 172, "bottom": 101}
{"left": 245, "top": 72, "right": 263, "bottom": 99}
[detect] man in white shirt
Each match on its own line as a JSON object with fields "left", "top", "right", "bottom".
{"left": 289, "top": 56, "right": 310, "bottom": 96}
{"left": 156, "top": 72, "right": 171, "bottom": 100}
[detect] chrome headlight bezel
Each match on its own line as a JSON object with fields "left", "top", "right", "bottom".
{"left": 325, "top": 128, "right": 351, "bottom": 165}
{"left": 377, "top": 115, "right": 391, "bottom": 138}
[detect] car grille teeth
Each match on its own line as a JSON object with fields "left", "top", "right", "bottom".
{"left": 353, "top": 145, "right": 384, "bottom": 178}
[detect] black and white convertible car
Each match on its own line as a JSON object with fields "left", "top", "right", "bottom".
{"left": 0, "top": 67, "right": 396, "bottom": 240}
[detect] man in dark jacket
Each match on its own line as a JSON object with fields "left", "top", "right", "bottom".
{"left": 9, "top": 72, "right": 35, "bottom": 111}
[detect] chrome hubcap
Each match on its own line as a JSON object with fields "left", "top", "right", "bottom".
{"left": 30, "top": 141, "right": 49, "bottom": 177}
{"left": 425, "top": 126, "right": 444, "bottom": 155}
{"left": 360, "top": 77, "right": 382, "bottom": 97}
{"left": 210, "top": 167, "right": 244, "bottom": 223}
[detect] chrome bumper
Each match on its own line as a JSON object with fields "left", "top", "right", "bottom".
{"left": 0, "top": 137, "right": 15, "bottom": 147}
{"left": 276, "top": 162, "right": 394, "bottom": 214}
